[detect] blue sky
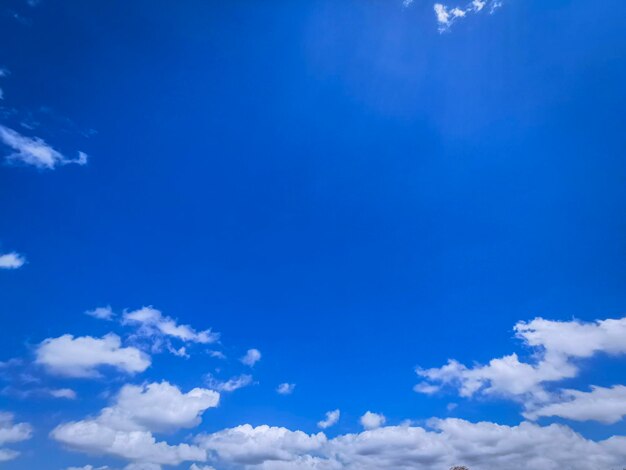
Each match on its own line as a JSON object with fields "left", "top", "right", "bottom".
{"left": 1, "top": 0, "right": 626, "bottom": 469}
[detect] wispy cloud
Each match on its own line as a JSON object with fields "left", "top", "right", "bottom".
{"left": 0, "top": 68, "right": 8, "bottom": 100}
{"left": 0, "top": 125, "right": 88, "bottom": 169}
{"left": 123, "top": 306, "right": 219, "bottom": 347}
{"left": 2, "top": 385, "right": 77, "bottom": 400}
{"left": 433, "top": 0, "right": 502, "bottom": 32}
{"left": 205, "top": 374, "right": 253, "bottom": 393}
{"left": 85, "top": 306, "right": 115, "bottom": 321}
{"left": 317, "top": 409, "right": 340, "bottom": 429}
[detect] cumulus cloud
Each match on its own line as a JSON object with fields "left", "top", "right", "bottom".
{"left": 276, "top": 383, "right": 296, "bottom": 395}
{"left": 0, "top": 252, "right": 25, "bottom": 269}
{"left": 240, "top": 349, "right": 261, "bottom": 367}
{"left": 0, "top": 125, "right": 88, "bottom": 169}
{"left": 317, "top": 409, "right": 340, "bottom": 429}
{"left": 195, "top": 424, "right": 327, "bottom": 466}
{"left": 360, "top": 411, "right": 386, "bottom": 430}
{"left": 414, "top": 316, "right": 626, "bottom": 408}
{"left": 53, "top": 422, "right": 204, "bottom": 467}
{"left": 524, "top": 385, "right": 626, "bottom": 424}
{"left": 205, "top": 374, "right": 253, "bottom": 393}
{"left": 86, "top": 306, "right": 115, "bottom": 321}
{"left": 52, "top": 381, "right": 218, "bottom": 467}
{"left": 123, "top": 307, "right": 219, "bottom": 349}
{"left": 35, "top": 333, "right": 151, "bottom": 378}
{"left": 433, "top": 0, "right": 502, "bottom": 32}
{"left": 0, "top": 412, "right": 32, "bottom": 462}
{"left": 194, "top": 419, "right": 626, "bottom": 470}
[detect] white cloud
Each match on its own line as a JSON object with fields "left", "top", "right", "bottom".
{"left": 66, "top": 466, "right": 109, "bottom": 470}
{"left": 208, "top": 351, "right": 226, "bottom": 360}
{"left": 86, "top": 306, "right": 115, "bottom": 321}
{"left": 195, "top": 424, "right": 327, "bottom": 466}
{"left": 0, "top": 252, "right": 25, "bottom": 269}
{"left": 472, "top": 0, "right": 486, "bottom": 10}
{"left": 168, "top": 345, "right": 189, "bottom": 358}
{"left": 240, "top": 349, "right": 261, "bottom": 367}
{"left": 48, "top": 388, "right": 77, "bottom": 400}
{"left": 125, "top": 464, "right": 162, "bottom": 470}
{"left": 433, "top": 0, "right": 502, "bottom": 32}
{"left": 205, "top": 374, "right": 253, "bottom": 393}
{"left": 101, "top": 381, "right": 219, "bottom": 433}
{"left": 67, "top": 464, "right": 159, "bottom": 470}
{"left": 524, "top": 385, "right": 626, "bottom": 424}
{"left": 52, "top": 421, "right": 205, "bottom": 467}
{"left": 412, "top": 382, "right": 440, "bottom": 395}
{"left": 360, "top": 411, "right": 386, "bottom": 430}
{"left": 276, "top": 383, "right": 296, "bottom": 395}
{"left": 0, "top": 125, "right": 88, "bottom": 169}
{"left": 0, "top": 68, "right": 6, "bottom": 101}
{"left": 414, "top": 316, "right": 626, "bottom": 407}
{"left": 35, "top": 333, "right": 151, "bottom": 378}
{"left": 317, "top": 410, "right": 340, "bottom": 429}
{"left": 190, "top": 465, "right": 216, "bottom": 470}
{"left": 123, "top": 307, "right": 219, "bottom": 346}
{"left": 0, "top": 412, "right": 32, "bottom": 462}
{"left": 194, "top": 419, "right": 626, "bottom": 470}
{"left": 515, "top": 316, "right": 626, "bottom": 357}
{"left": 52, "top": 381, "right": 218, "bottom": 467}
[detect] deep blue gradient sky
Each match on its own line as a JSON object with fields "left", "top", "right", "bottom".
{"left": 1, "top": 1, "right": 626, "bottom": 469}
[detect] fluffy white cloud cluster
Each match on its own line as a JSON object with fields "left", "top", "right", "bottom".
{"left": 0, "top": 125, "right": 88, "bottom": 169}
{"left": 0, "top": 412, "right": 32, "bottom": 462}
{"left": 196, "top": 424, "right": 327, "bottom": 466}
{"left": 415, "top": 316, "right": 626, "bottom": 422}
{"left": 0, "top": 252, "right": 26, "bottom": 269}
{"left": 433, "top": 0, "right": 502, "bottom": 32}
{"left": 52, "top": 381, "right": 219, "bottom": 467}
{"left": 35, "top": 333, "right": 151, "bottom": 377}
{"left": 194, "top": 419, "right": 626, "bottom": 470}
{"left": 123, "top": 307, "right": 219, "bottom": 346}
{"left": 359, "top": 411, "right": 385, "bottom": 430}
